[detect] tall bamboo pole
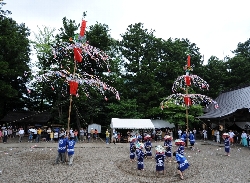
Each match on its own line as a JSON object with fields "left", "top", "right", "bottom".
{"left": 67, "top": 60, "right": 77, "bottom": 134}
{"left": 185, "top": 86, "right": 189, "bottom": 147}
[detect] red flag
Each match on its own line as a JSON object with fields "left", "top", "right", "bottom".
{"left": 184, "top": 96, "right": 192, "bottom": 106}
{"left": 187, "top": 55, "right": 191, "bottom": 67}
{"left": 69, "top": 81, "right": 78, "bottom": 95}
{"left": 74, "top": 48, "right": 82, "bottom": 62}
{"left": 185, "top": 75, "right": 191, "bottom": 86}
{"left": 80, "top": 20, "right": 87, "bottom": 37}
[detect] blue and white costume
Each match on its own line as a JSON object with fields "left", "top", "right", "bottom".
{"left": 155, "top": 154, "right": 165, "bottom": 171}
{"left": 136, "top": 149, "right": 145, "bottom": 170}
{"left": 164, "top": 140, "right": 172, "bottom": 157}
{"left": 175, "top": 153, "right": 189, "bottom": 172}
{"left": 189, "top": 133, "right": 195, "bottom": 146}
{"left": 177, "top": 145, "right": 184, "bottom": 155}
{"left": 130, "top": 142, "right": 136, "bottom": 160}
{"left": 144, "top": 140, "right": 152, "bottom": 157}
{"left": 224, "top": 137, "right": 230, "bottom": 153}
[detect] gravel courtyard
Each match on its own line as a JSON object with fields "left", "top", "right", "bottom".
{"left": 0, "top": 138, "right": 249, "bottom": 183}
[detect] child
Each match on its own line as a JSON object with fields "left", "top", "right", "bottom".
{"left": 144, "top": 135, "right": 153, "bottom": 159}
{"left": 173, "top": 152, "right": 189, "bottom": 180}
{"left": 67, "top": 137, "right": 76, "bottom": 166}
{"left": 175, "top": 139, "right": 185, "bottom": 155}
{"left": 55, "top": 135, "right": 67, "bottom": 164}
{"left": 189, "top": 131, "right": 195, "bottom": 150}
{"left": 155, "top": 145, "right": 165, "bottom": 176}
{"left": 164, "top": 135, "right": 172, "bottom": 162}
{"left": 28, "top": 131, "right": 33, "bottom": 143}
{"left": 136, "top": 142, "right": 145, "bottom": 170}
{"left": 129, "top": 137, "right": 136, "bottom": 162}
{"left": 222, "top": 133, "right": 230, "bottom": 156}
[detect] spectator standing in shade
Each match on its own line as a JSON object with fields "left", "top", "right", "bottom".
{"left": 36, "top": 128, "right": 42, "bottom": 143}
{"left": 79, "top": 128, "right": 84, "bottom": 142}
{"left": 3, "top": 128, "right": 8, "bottom": 143}
{"left": 18, "top": 128, "right": 24, "bottom": 143}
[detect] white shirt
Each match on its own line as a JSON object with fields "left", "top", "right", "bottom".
{"left": 178, "top": 130, "right": 182, "bottom": 135}
{"left": 228, "top": 132, "right": 235, "bottom": 138}
{"left": 193, "top": 129, "right": 196, "bottom": 134}
{"left": 241, "top": 133, "right": 247, "bottom": 138}
{"left": 202, "top": 130, "right": 207, "bottom": 135}
{"left": 19, "top": 129, "right": 24, "bottom": 135}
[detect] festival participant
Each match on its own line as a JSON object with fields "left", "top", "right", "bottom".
{"left": 175, "top": 139, "right": 185, "bottom": 155}
{"left": 105, "top": 129, "right": 110, "bottom": 144}
{"left": 144, "top": 135, "right": 153, "bottom": 159}
{"left": 67, "top": 136, "right": 75, "bottom": 166}
{"left": 222, "top": 133, "right": 230, "bottom": 156}
{"left": 228, "top": 130, "right": 235, "bottom": 145}
{"left": 18, "top": 128, "right": 24, "bottom": 143}
{"left": 215, "top": 130, "right": 220, "bottom": 143}
{"left": 136, "top": 142, "right": 145, "bottom": 170}
{"left": 129, "top": 137, "right": 136, "bottom": 162}
{"left": 202, "top": 129, "right": 207, "bottom": 141}
{"left": 3, "top": 128, "right": 8, "bottom": 143}
{"left": 155, "top": 145, "right": 165, "bottom": 176}
{"left": 79, "top": 128, "right": 84, "bottom": 142}
{"left": 173, "top": 151, "right": 189, "bottom": 180}
{"left": 55, "top": 135, "right": 67, "bottom": 164}
{"left": 181, "top": 131, "right": 187, "bottom": 146}
{"left": 189, "top": 131, "right": 195, "bottom": 150}
{"left": 0, "top": 130, "right": 2, "bottom": 142}
{"left": 241, "top": 131, "right": 248, "bottom": 147}
{"left": 163, "top": 135, "right": 172, "bottom": 162}
{"left": 28, "top": 128, "right": 33, "bottom": 143}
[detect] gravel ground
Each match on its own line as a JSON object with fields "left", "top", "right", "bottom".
{"left": 0, "top": 138, "right": 250, "bottom": 183}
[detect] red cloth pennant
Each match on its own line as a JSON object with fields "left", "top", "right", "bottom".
{"left": 69, "top": 81, "right": 78, "bottom": 95}
{"left": 184, "top": 96, "right": 192, "bottom": 106}
{"left": 185, "top": 75, "right": 191, "bottom": 86}
{"left": 74, "top": 48, "right": 83, "bottom": 62}
{"left": 80, "top": 20, "right": 87, "bottom": 37}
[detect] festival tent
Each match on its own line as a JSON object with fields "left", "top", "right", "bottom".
{"left": 110, "top": 118, "right": 155, "bottom": 129}
{"left": 88, "top": 123, "right": 101, "bottom": 133}
{"left": 151, "top": 119, "right": 175, "bottom": 129}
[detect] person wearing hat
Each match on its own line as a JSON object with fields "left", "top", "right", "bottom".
{"left": 175, "top": 139, "right": 185, "bottom": 156}
{"left": 144, "top": 136, "right": 152, "bottom": 159}
{"left": 155, "top": 145, "right": 165, "bottom": 176}
{"left": 135, "top": 142, "right": 145, "bottom": 170}
{"left": 164, "top": 135, "right": 173, "bottom": 162}
{"left": 129, "top": 137, "right": 136, "bottom": 162}
{"left": 222, "top": 133, "right": 230, "bottom": 156}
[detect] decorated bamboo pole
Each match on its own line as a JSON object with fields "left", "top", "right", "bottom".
{"left": 67, "top": 60, "right": 77, "bottom": 134}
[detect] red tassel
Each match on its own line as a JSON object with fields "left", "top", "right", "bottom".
{"left": 185, "top": 75, "right": 191, "bottom": 86}
{"left": 80, "top": 20, "right": 87, "bottom": 37}
{"left": 187, "top": 55, "right": 191, "bottom": 67}
{"left": 184, "top": 96, "right": 192, "bottom": 106}
{"left": 74, "top": 48, "right": 82, "bottom": 62}
{"left": 69, "top": 81, "right": 78, "bottom": 95}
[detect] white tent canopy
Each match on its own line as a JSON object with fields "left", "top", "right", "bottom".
{"left": 88, "top": 123, "right": 101, "bottom": 133}
{"left": 110, "top": 118, "right": 155, "bottom": 129}
{"left": 151, "top": 119, "right": 175, "bottom": 129}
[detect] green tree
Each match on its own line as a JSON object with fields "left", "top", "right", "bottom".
{"left": 0, "top": 3, "right": 31, "bottom": 117}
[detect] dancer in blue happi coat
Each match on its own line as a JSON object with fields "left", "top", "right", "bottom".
{"left": 175, "top": 139, "right": 185, "bottom": 155}
{"left": 129, "top": 137, "right": 136, "bottom": 162}
{"left": 163, "top": 135, "right": 172, "bottom": 162}
{"left": 155, "top": 145, "right": 165, "bottom": 176}
{"left": 144, "top": 136, "right": 152, "bottom": 159}
{"left": 223, "top": 133, "right": 230, "bottom": 156}
{"left": 189, "top": 131, "right": 195, "bottom": 150}
{"left": 55, "top": 135, "right": 68, "bottom": 164}
{"left": 136, "top": 142, "right": 145, "bottom": 170}
{"left": 67, "top": 137, "right": 75, "bottom": 166}
{"left": 173, "top": 151, "right": 189, "bottom": 180}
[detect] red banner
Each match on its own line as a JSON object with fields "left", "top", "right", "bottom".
{"left": 69, "top": 81, "right": 78, "bottom": 95}
{"left": 187, "top": 55, "right": 191, "bottom": 67}
{"left": 184, "top": 96, "right": 192, "bottom": 106}
{"left": 185, "top": 75, "right": 191, "bottom": 86}
{"left": 80, "top": 20, "right": 87, "bottom": 37}
{"left": 74, "top": 47, "right": 83, "bottom": 62}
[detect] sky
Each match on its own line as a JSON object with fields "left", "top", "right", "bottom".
{"left": 4, "top": 0, "right": 250, "bottom": 64}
